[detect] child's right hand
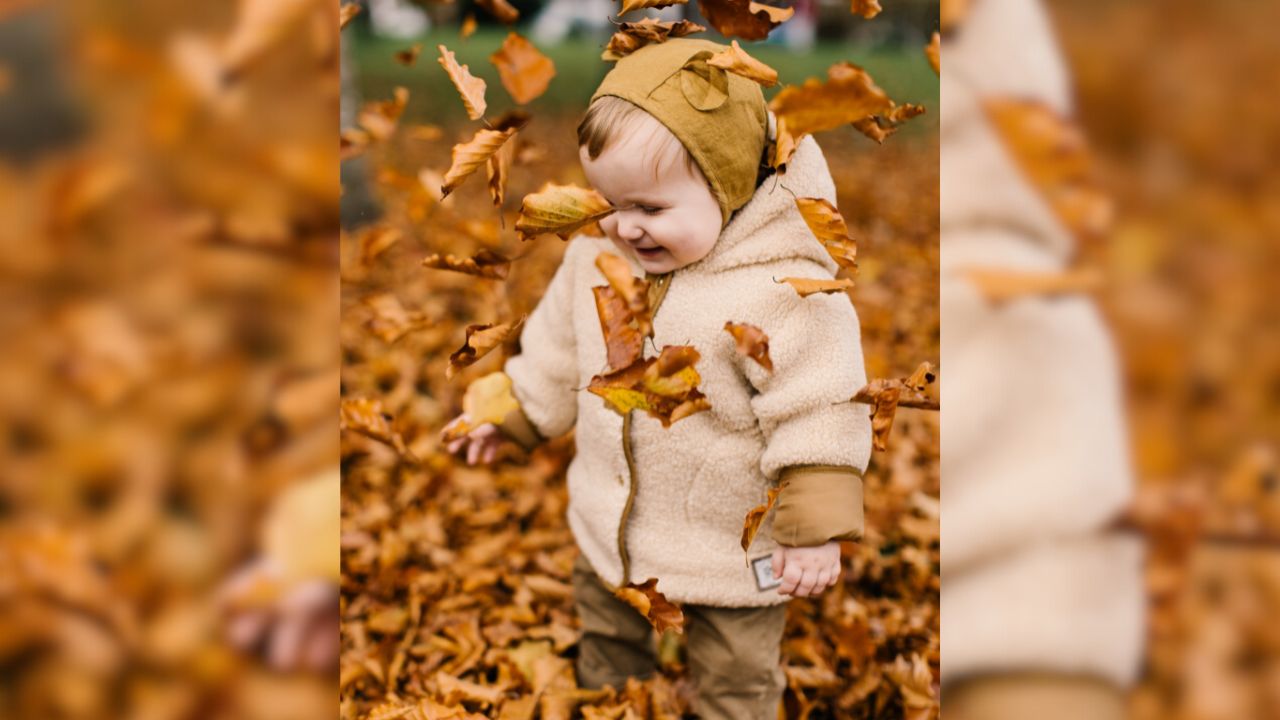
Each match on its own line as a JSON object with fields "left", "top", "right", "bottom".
{"left": 442, "top": 414, "right": 503, "bottom": 465}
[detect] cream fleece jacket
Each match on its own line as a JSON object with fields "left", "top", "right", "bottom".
{"left": 503, "top": 136, "right": 872, "bottom": 607}
{"left": 941, "top": 0, "right": 1145, "bottom": 687}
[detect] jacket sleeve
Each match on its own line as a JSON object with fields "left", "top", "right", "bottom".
{"left": 736, "top": 263, "right": 873, "bottom": 546}
{"left": 501, "top": 240, "right": 583, "bottom": 443}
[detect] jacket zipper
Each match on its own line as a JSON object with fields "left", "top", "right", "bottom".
{"left": 617, "top": 270, "right": 673, "bottom": 586}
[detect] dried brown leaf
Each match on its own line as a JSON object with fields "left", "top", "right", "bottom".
{"left": 706, "top": 39, "right": 778, "bottom": 87}
{"left": 490, "top": 33, "right": 556, "bottom": 105}
{"left": 602, "top": 18, "right": 707, "bottom": 61}
{"left": 438, "top": 44, "right": 488, "bottom": 120}
{"left": 441, "top": 127, "right": 518, "bottom": 199}
{"left": 447, "top": 318, "right": 526, "bottom": 379}
{"left": 741, "top": 486, "right": 782, "bottom": 553}
{"left": 697, "top": 0, "right": 794, "bottom": 41}
{"left": 515, "top": 183, "right": 615, "bottom": 242}
{"left": 776, "top": 276, "right": 854, "bottom": 297}
{"left": 422, "top": 249, "right": 512, "bottom": 281}
{"left": 795, "top": 197, "right": 858, "bottom": 270}
{"left": 769, "top": 62, "right": 894, "bottom": 167}
{"left": 724, "top": 321, "right": 773, "bottom": 372}
{"left": 613, "top": 578, "right": 685, "bottom": 634}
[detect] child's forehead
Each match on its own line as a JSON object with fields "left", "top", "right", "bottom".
{"left": 584, "top": 116, "right": 696, "bottom": 184}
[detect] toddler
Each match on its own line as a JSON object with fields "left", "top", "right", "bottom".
{"left": 444, "top": 38, "right": 871, "bottom": 718}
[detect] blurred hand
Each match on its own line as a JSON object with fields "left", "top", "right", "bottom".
{"left": 442, "top": 414, "right": 503, "bottom": 465}
{"left": 772, "top": 541, "right": 842, "bottom": 597}
{"left": 220, "top": 558, "right": 338, "bottom": 673}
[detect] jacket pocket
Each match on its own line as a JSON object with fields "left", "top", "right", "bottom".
{"left": 683, "top": 432, "right": 767, "bottom": 530}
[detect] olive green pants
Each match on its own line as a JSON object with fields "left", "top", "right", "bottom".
{"left": 572, "top": 554, "right": 788, "bottom": 719}
{"left": 945, "top": 672, "right": 1128, "bottom": 720}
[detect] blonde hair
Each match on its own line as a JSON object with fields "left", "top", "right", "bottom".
{"left": 577, "top": 96, "right": 701, "bottom": 182}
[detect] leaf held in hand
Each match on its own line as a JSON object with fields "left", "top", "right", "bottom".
{"left": 463, "top": 371, "right": 521, "bottom": 426}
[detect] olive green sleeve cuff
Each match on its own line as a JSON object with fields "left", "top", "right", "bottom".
{"left": 771, "top": 465, "right": 864, "bottom": 547}
{"left": 496, "top": 403, "right": 544, "bottom": 452}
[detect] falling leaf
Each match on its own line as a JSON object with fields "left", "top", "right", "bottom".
{"left": 870, "top": 383, "right": 900, "bottom": 452}
{"left": 422, "top": 249, "right": 512, "bottom": 281}
{"left": 358, "top": 86, "right": 409, "bottom": 142}
{"left": 438, "top": 44, "right": 488, "bottom": 121}
{"left": 984, "top": 98, "right": 1114, "bottom": 241}
{"left": 594, "top": 286, "right": 646, "bottom": 371}
{"left": 852, "top": 102, "right": 927, "bottom": 144}
{"left": 477, "top": 0, "right": 520, "bottom": 24}
{"left": 515, "top": 183, "right": 615, "bottom": 242}
{"left": 769, "top": 62, "right": 897, "bottom": 167}
{"left": 940, "top": 0, "right": 972, "bottom": 32}
{"left": 602, "top": 18, "right": 707, "bottom": 61}
{"left": 962, "top": 266, "right": 1104, "bottom": 303}
{"left": 775, "top": 276, "right": 854, "bottom": 297}
{"left": 741, "top": 486, "right": 781, "bottom": 553}
{"left": 588, "top": 346, "right": 709, "bottom": 427}
{"left": 394, "top": 43, "right": 422, "bottom": 66}
{"left": 925, "top": 32, "right": 940, "bottom": 75}
{"left": 448, "top": 318, "right": 526, "bottom": 379}
{"left": 613, "top": 579, "right": 685, "bottom": 634}
{"left": 724, "top": 321, "right": 773, "bottom": 372}
{"left": 358, "top": 224, "right": 402, "bottom": 268}
{"left": 595, "top": 252, "right": 652, "bottom": 336}
{"left": 340, "top": 128, "right": 371, "bottom": 160}
{"left": 441, "top": 127, "right": 519, "bottom": 199}
{"left": 339, "top": 3, "right": 361, "bottom": 29}
{"left": 620, "top": 0, "right": 689, "bottom": 13}
{"left": 461, "top": 14, "right": 478, "bottom": 39}
{"left": 849, "top": 0, "right": 882, "bottom": 19}
{"left": 696, "top": 0, "right": 794, "bottom": 41}
{"left": 706, "top": 40, "right": 778, "bottom": 87}
{"left": 490, "top": 34, "right": 557, "bottom": 105}
{"left": 795, "top": 197, "right": 858, "bottom": 270}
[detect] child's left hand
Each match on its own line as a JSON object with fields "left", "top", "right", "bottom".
{"left": 771, "top": 541, "right": 842, "bottom": 597}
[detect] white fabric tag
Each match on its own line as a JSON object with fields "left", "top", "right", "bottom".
{"left": 751, "top": 555, "right": 781, "bottom": 592}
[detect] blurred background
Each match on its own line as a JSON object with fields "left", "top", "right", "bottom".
{"left": 340, "top": 1, "right": 939, "bottom": 718}
{"left": 1049, "top": 1, "right": 1279, "bottom": 718}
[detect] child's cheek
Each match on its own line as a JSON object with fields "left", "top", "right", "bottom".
{"left": 599, "top": 214, "right": 618, "bottom": 238}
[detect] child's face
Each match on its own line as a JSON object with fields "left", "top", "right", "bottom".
{"left": 579, "top": 114, "right": 722, "bottom": 275}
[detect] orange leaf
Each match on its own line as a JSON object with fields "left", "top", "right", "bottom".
{"left": 870, "top": 383, "right": 901, "bottom": 452}
{"left": 422, "top": 249, "right": 512, "bottom": 281}
{"left": 850, "top": 0, "right": 882, "bottom": 19}
{"left": 340, "top": 397, "right": 408, "bottom": 455}
{"left": 357, "top": 86, "right": 409, "bottom": 142}
{"left": 724, "top": 321, "right": 773, "bottom": 372}
{"left": 620, "top": 0, "right": 690, "bottom": 13}
{"left": 613, "top": 579, "right": 685, "bottom": 634}
{"left": 926, "top": 32, "right": 940, "bottom": 75}
{"left": 477, "top": 0, "right": 519, "bottom": 24}
{"left": 339, "top": 3, "right": 361, "bottom": 29}
{"left": 490, "top": 33, "right": 556, "bottom": 105}
{"left": 438, "top": 44, "right": 488, "bottom": 121}
{"left": 852, "top": 102, "right": 926, "bottom": 144}
{"left": 706, "top": 39, "right": 778, "bottom": 87}
{"left": 394, "top": 43, "right": 422, "bottom": 66}
{"left": 741, "top": 486, "right": 782, "bottom": 553}
{"left": 776, "top": 276, "right": 854, "bottom": 297}
{"left": 587, "top": 346, "right": 709, "bottom": 427}
{"left": 940, "top": 0, "right": 973, "bottom": 33}
{"left": 595, "top": 252, "right": 653, "bottom": 337}
{"left": 769, "top": 62, "right": 895, "bottom": 167}
{"left": 447, "top": 318, "right": 526, "bottom": 379}
{"left": 440, "top": 127, "right": 518, "bottom": 199}
{"left": 594, "top": 286, "right": 646, "bottom": 371}
{"left": 461, "top": 13, "right": 478, "bottom": 39}
{"left": 602, "top": 18, "right": 707, "bottom": 61}
{"left": 515, "top": 183, "right": 615, "bottom": 242}
{"left": 697, "top": 0, "right": 793, "bottom": 41}
{"left": 962, "top": 266, "right": 1104, "bottom": 303}
{"left": 794, "top": 197, "right": 858, "bottom": 270}
{"left": 904, "top": 361, "right": 936, "bottom": 393}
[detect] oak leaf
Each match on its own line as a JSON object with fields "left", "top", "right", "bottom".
{"left": 724, "top": 321, "right": 772, "bottom": 372}
{"left": 697, "top": 0, "right": 794, "bottom": 41}
{"left": 613, "top": 579, "right": 685, "bottom": 634}
{"left": 850, "top": 0, "right": 882, "bottom": 18}
{"left": 769, "top": 62, "right": 895, "bottom": 167}
{"left": 706, "top": 40, "right": 778, "bottom": 87}
{"left": 776, "top": 276, "right": 854, "bottom": 297}
{"left": 490, "top": 33, "right": 556, "bottom": 105}
{"left": 441, "top": 127, "right": 518, "bottom": 199}
{"left": 447, "top": 318, "right": 526, "bottom": 379}
{"left": 422, "top": 249, "right": 512, "bottom": 281}
{"left": 795, "top": 197, "right": 858, "bottom": 270}
{"left": 515, "top": 183, "right": 615, "bottom": 242}
{"left": 741, "top": 486, "right": 782, "bottom": 553}
{"left": 602, "top": 18, "right": 706, "bottom": 61}
{"left": 477, "top": 0, "right": 520, "bottom": 24}
{"left": 438, "top": 45, "right": 488, "bottom": 120}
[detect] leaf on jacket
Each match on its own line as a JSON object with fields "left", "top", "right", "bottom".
{"left": 515, "top": 183, "right": 615, "bottom": 241}
{"left": 596, "top": 252, "right": 653, "bottom": 336}
{"left": 741, "top": 486, "right": 781, "bottom": 554}
{"left": 438, "top": 45, "right": 488, "bottom": 121}
{"left": 594, "top": 286, "right": 646, "bottom": 371}
{"left": 724, "top": 321, "right": 773, "bottom": 372}
{"left": 697, "top": 0, "right": 794, "bottom": 41}
{"left": 795, "top": 197, "right": 858, "bottom": 270}
{"left": 613, "top": 578, "right": 685, "bottom": 634}
{"left": 477, "top": 0, "right": 520, "bottom": 24}
{"left": 588, "top": 346, "right": 710, "bottom": 427}
{"left": 339, "top": 3, "right": 361, "bottom": 29}
{"left": 441, "top": 127, "right": 519, "bottom": 199}
{"left": 491, "top": 33, "right": 556, "bottom": 105}
{"left": 983, "top": 98, "right": 1113, "bottom": 242}
{"left": 422, "top": 249, "right": 512, "bottom": 281}
{"left": 769, "top": 62, "right": 895, "bottom": 167}
{"left": 358, "top": 86, "right": 409, "bottom": 142}
{"left": 852, "top": 102, "right": 927, "bottom": 144}
{"left": 341, "top": 397, "right": 408, "bottom": 455}
{"left": 706, "top": 40, "right": 778, "bottom": 87}
{"left": 361, "top": 292, "right": 433, "bottom": 345}
{"left": 394, "top": 43, "right": 422, "bottom": 67}
{"left": 776, "top": 276, "right": 854, "bottom": 297}
{"left": 850, "top": 0, "right": 882, "bottom": 19}
{"left": 602, "top": 18, "right": 707, "bottom": 61}
{"left": 447, "top": 318, "right": 526, "bottom": 379}
{"left": 925, "top": 32, "right": 940, "bottom": 75}
{"left": 870, "top": 382, "right": 900, "bottom": 452}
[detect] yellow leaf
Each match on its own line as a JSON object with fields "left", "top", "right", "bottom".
{"left": 515, "top": 183, "right": 615, "bottom": 242}
{"left": 438, "top": 44, "right": 488, "bottom": 121}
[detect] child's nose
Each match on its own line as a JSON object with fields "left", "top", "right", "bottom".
{"left": 615, "top": 212, "right": 644, "bottom": 241}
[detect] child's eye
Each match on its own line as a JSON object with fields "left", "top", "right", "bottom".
{"left": 639, "top": 205, "right": 663, "bottom": 216}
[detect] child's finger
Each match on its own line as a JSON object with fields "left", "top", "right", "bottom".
{"left": 466, "top": 439, "right": 481, "bottom": 465}
{"left": 816, "top": 568, "right": 832, "bottom": 590}
{"left": 771, "top": 548, "right": 784, "bottom": 579}
{"left": 778, "top": 563, "right": 803, "bottom": 595}
{"left": 481, "top": 442, "right": 498, "bottom": 464}
{"left": 795, "top": 568, "right": 818, "bottom": 597}
{"left": 446, "top": 437, "right": 465, "bottom": 454}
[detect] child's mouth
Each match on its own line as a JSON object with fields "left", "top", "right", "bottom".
{"left": 633, "top": 246, "right": 664, "bottom": 259}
